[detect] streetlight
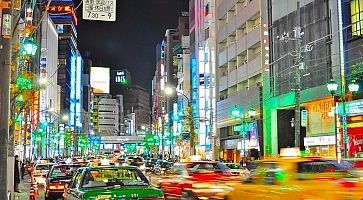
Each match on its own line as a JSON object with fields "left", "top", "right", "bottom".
{"left": 232, "top": 106, "right": 257, "bottom": 165}
{"left": 20, "top": 37, "right": 38, "bottom": 56}
{"left": 348, "top": 80, "right": 359, "bottom": 93}
{"left": 326, "top": 78, "right": 361, "bottom": 159}
{"left": 39, "top": 77, "right": 48, "bottom": 86}
{"left": 326, "top": 79, "right": 340, "bottom": 159}
{"left": 327, "top": 79, "right": 338, "bottom": 95}
{"left": 248, "top": 109, "right": 256, "bottom": 118}
{"left": 62, "top": 115, "right": 69, "bottom": 121}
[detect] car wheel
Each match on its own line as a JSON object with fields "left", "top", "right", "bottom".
{"left": 182, "top": 189, "right": 198, "bottom": 200}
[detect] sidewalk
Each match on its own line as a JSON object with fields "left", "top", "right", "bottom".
{"left": 14, "top": 175, "right": 43, "bottom": 200}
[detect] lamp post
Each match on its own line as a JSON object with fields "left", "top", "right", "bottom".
{"left": 327, "top": 79, "right": 340, "bottom": 159}
{"left": 232, "top": 106, "right": 257, "bottom": 165}
{"left": 327, "top": 79, "right": 359, "bottom": 159}
{"left": 165, "top": 87, "right": 195, "bottom": 157}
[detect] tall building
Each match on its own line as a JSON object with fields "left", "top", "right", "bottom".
{"left": 189, "top": 0, "right": 217, "bottom": 159}
{"left": 265, "top": 0, "right": 340, "bottom": 156}
{"left": 339, "top": 0, "right": 363, "bottom": 157}
{"left": 216, "top": 0, "right": 263, "bottom": 162}
{"left": 92, "top": 94, "right": 122, "bottom": 136}
{"left": 122, "top": 85, "right": 150, "bottom": 135}
{"left": 48, "top": 0, "right": 84, "bottom": 131}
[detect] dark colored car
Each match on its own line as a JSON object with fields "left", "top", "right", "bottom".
{"left": 45, "top": 164, "right": 82, "bottom": 200}
{"left": 63, "top": 166, "right": 164, "bottom": 200}
{"left": 154, "top": 160, "right": 173, "bottom": 175}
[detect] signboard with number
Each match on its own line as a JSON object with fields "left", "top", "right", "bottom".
{"left": 83, "top": 0, "right": 116, "bottom": 22}
{"left": 2, "top": 14, "right": 12, "bottom": 38}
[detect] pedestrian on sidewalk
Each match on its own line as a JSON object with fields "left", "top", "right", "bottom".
{"left": 20, "top": 160, "right": 26, "bottom": 179}
{"left": 14, "top": 155, "right": 20, "bottom": 193}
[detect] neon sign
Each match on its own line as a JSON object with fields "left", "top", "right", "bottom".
{"left": 47, "top": 4, "right": 78, "bottom": 25}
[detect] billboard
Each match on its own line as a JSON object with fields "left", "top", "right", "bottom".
{"left": 90, "top": 67, "right": 110, "bottom": 94}
{"left": 111, "top": 69, "right": 130, "bottom": 85}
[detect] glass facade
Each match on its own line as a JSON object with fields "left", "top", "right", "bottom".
{"left": 270, "top": 0, "right": 332, "bottom": 96}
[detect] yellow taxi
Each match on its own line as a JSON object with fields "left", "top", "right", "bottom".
{"left": 226, "top": 148, "right": 363, "bottom": 200}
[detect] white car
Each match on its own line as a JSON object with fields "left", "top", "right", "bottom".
{"left": 32, "top": 163, "right": 54, "bottom": 185}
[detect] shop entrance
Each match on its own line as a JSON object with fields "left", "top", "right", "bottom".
{"left": 277, "top": 109, "right": 306, "bottom": 153}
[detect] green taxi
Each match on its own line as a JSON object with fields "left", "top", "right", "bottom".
{"left": 63, "top": 165, "right": 164, "bottom": 200}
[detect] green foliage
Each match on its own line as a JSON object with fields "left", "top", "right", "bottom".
{"left": 351, "top": 62, "right": 363, "bottom": 80}
{"left": 16, "top": 76, "right": 33, "bottom": 90}
{"left": 20, "top": 37, "right": 38, "bottom": 56}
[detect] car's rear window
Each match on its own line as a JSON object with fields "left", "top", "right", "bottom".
{"left": 187, "top": 162, "right": 229, "bottom": 173}
{"left": 82, "top": 168, "right": 148, "bottom": 188}
{"left": 50, "top": 165, "right": 80, "bottom": 178}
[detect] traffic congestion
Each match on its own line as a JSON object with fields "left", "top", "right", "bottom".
{"left": 19, "top": 148, "right": 363, "bottom": 200}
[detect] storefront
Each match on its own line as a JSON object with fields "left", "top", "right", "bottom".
{"left": 345, "top": 100, "right": 363, "bottom": 157}
{"left": 303, "top": 98, "right": 336, "bottom": 157}
{"left": 304, "top": 136, "right": 336, "bottom": 157}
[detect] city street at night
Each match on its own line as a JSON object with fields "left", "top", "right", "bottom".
{"left": 1, "top": 0, "right": 363, "bottom": 199}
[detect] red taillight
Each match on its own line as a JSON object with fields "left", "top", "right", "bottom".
{"left": 33, "top": 172, "right": 41, "bottom": 177}
{"left": 339, "top": 181, "right": 357, "bottom": 189}
{"left": 48, "top": 183, "right": 65, "bottom": 191}
{"left": 315, "top": 176, "right": 336, "bottom": 181}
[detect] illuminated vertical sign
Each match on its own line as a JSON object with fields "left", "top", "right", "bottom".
{"left": 76, "top": 55, "right": 82, "bottom": 127}
{"left": 70, "top": 55, "right": 76, "bottom": 126}
{"left": 32, "top": 91, "right": 40, "bottom": 129}
{"left": 263, "top": 23, "right": 270, "bottom": 72}
{"left": 39, "top": 57, "right": 47, "bottom": 122}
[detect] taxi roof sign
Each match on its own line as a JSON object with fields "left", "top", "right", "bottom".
{"left": 280, "top": 148, "right": 301, "bottom": 157}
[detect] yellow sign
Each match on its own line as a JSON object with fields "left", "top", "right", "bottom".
{"left": 306, "top": 98, "right": 334, "bottom": 136}
{"left": 92, "top": 169, "right": 137, "bottom": 181}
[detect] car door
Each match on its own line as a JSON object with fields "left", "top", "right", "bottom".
{"left": 65, "top": 169, "right": 84, "bottom": 200}
{"left": 230, "top": 162, "right": 290, "bottom": 200}
{"left": 160, "top": 165, "right": 184, "bottom": 197}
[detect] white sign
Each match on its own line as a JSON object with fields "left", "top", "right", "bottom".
{"left": 304, "top": 136, "right": 335, "bottom": 146}
{"left": 2, "top": 14, "right": 11, "bottom": 37}
{"left": 346, "top": 100, "right": 363, "bottom": 116}
{"left": 83, "top": 0, "right": 116, "bottom": 22}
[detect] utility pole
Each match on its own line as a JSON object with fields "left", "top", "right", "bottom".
{"left": 294, "top": 1, "right": 302, "bottom": 148}
{"left": 0, "top": 0, "right": 13, "bottom": 197}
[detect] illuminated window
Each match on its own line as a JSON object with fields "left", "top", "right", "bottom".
{"left": 351, "top": 0, "right": 363, "bottom": 36}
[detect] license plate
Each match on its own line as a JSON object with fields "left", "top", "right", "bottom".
{"left": 98, "top": 195, "right": 112, "bottom": 198}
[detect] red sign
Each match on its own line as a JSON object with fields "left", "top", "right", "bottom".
{"left": 46, "top": 4, "right": 78, "bottom": 25}
{"left": 31, "top": 91, "right": 39, "bottom": 129}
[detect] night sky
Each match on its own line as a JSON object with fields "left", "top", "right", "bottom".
{"left": 76, "top": 0, "right": 188, "bottom": 92}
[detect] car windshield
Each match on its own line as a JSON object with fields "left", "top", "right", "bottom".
{"left": 82, "top": 168, "right": 149, "bottom": 188}
{"left": 130, "top": 157, "right": 143, "bottom": 162}
{"left": 35, "top": 164, "right": 51, "bottom": 170}
{"left": 50, "top": 165, "right": 80, "bottom": 178}
{"left": 187, "top": 162, "right": 229, "bottom": 173}
{"left": 226, "top": 164, "right": 242, "bottom": 169}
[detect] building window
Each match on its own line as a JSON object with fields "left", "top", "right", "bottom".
{"left": 351, "top": 0, "right": 363, "bottom": 37}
